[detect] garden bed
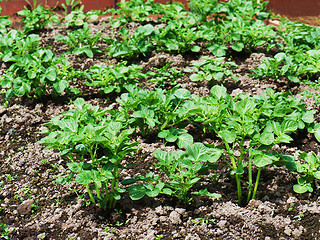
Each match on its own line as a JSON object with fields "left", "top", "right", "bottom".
{"left": 1, "top": 0, "right": 320, "bottom": 239}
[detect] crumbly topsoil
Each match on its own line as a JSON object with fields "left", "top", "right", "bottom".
{"left": 1, "top": 17, "right": 320, "bottom": 240}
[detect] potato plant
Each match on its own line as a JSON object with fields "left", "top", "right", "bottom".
{"left": 0, "top": 49, "right": 75, "bottom": 99}
{"left": 192, "top": 86, "right": 316, "bottom": 204}
{"left": 38, "top": 98, "right": 138, "bottom": 209}
{"left": 17, "top": 3, "right": 60, "bottom": 33}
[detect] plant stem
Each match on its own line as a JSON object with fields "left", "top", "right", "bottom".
{"left": 85, "top": 184, "right": 96, "bottom": 204}
{"left": 247, "top": 149, "right": 253, "bottom": 203}
{"left": 236, "top": 174, "right": 242, "bottom": 205}
{"left": 95, "top": 184, "right": 101, "bottom": 208}
{"left": 225, "top": 142, "right": 242, "bottom": 204}
{"left": 109, "top": 162, "right": 119, "bottom": 209}
{"left": 252, "top": 167, "right": 262, "bottom": 200}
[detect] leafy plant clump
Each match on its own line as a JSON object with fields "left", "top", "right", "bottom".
{"left": 192, "top": 85, "right": 316, "bottom": 204}
{"left": 63, "top": 7, "right": 100, "bottom": 29}
{"left": 104, "top": 24, "right": 158, "bottom": 59}
{"left": 84, "top": 62, "right": 144, "bottom": 94}
{"left": 17, "top": 2, "right": 60, "bottom": 33}
{"left": 38, "top": 98, "right": 138, "bottom": 209}
{"left": 123, "top": 143, "right": 222, "bottom": 203}
{"left": 55, "top": 23, "right": 102, "bottom": 58}
{"left": 293, "top": 152, "right": 320, "bottom": 194}
{"left": 0, "top": 49, "right": 76, "bottom": 99}
{"left": 184, "top": 56, "right": 238, "bottom": 84}
{"left": 116, "top": 84, "right": 198, "bottom": 136}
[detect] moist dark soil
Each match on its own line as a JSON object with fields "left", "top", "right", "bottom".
{"left": 1, "top": 16, "right": 320, "bottom": 240}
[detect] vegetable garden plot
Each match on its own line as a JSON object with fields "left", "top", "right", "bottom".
{"left": 1, "top": 0, "right": 320, "bottom": 239}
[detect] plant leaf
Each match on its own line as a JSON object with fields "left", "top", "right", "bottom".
{"left": 128, "top": 184, "right": 146, "bottom": 200}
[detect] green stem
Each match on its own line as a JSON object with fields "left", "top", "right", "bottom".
{"left": 95, "top": 184, "right": 101, "bottom": 208}
{"left": 225, "top": 142, "right": 242, "bottom": 204}
{"left": 85, "top": 184, "right": 96, "bottom": 204}
{"left": 239, "top": 138, "right": 245, "bottom": 163}
{"left": 247, "top": 149, "right": 253, "bottom": 203}
{"left": 236, "top": 174, "right": 242, "bottom": 205}
{"left": 252, "top": 167, "right": 262, "bottom": 200}
{"left": 109, "top": 163, "right": 119, "bottom": 209}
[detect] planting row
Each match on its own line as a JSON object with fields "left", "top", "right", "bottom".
{"left": 37, "top": 85, "right": 320, "bottom": 207}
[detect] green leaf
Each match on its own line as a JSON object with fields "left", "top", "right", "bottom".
{"left": 14, "top": 84, "right": 27, "bottom": 97}
{"left": 83, "top": 48, "right": 94, "bottom": 58}
{"left": 259, "top": 132, "right": 274, "bottom": 145}
{"left": 53, "top": 80, "right": 69, "bottom": 93}
{"left": 210, "top": 85, "right": 227, "bottom": 100}
{"left": 231, "top": 42, "right": 244, "bottom": 52}
{"left": 314, "top": 127, "right": 320, "bottom": 143}
{"left": 177, "top": 133, "right": 193, "bottom": 149}
{"left": 128, "top": 184, "right": 146, "bottom": 200}
{"left": 254, "top": 153, "right": 277, "bottom": 168}
{"left": 162, "top": 188, "right": 173, "bottom": 195}
{"left": 314, "top": 171, "right": 320, "bottom": 179}
{"left": 235, "top": 163, "right": 247, "bottom": 175}
{"left": 121, "top": 178, "right": 138, "bottom": 185}
{"left": 219, "top": 130, "right": 236, "bottom": 143}
{"left": 293, "top": 184, "right": 309, "bottom": 194}
{"left": 281, "top": 120, "right": 298, "bottom": 133}
{"left": 191, "top": 45, "right": 200, "bottom": 52}
{"left": 302, "top": 110, "right": 316, "bottom": 123}
{"left": 67, "top": 162, "right": 83, "bottom": 173}
{"left": 74, "top": 98, "right": 85, "bottom": 110}
{"left": 174, "top": 88, "right": 191, "bottom": 99}
{"left": 276, "top": 134, "right": 293, "bottom": 143}
{"left": 158, "top": 130, "right": 169, "bottom": 139}
{"left": 190, "top": 73, "right": 203, "bottom": 82}
{"left": 75, "top": 171, "right": 93, "bottom": 185}
{"left": 58, "top": 118, "right": 78, "bottom": 132}
{"left": 193, "top": 188, "right": 221, "bottom": 199}
{"left": 274, "top": 52, "right": 286, "bottom": 62}
{"left": 45, "top": 66, "right": 57, "bottom": 81}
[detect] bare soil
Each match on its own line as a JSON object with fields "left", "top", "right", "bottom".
{"left": 1, "top": 17, "right": 320, "bottom": 240}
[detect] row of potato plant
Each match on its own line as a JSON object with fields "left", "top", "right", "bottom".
{"left": 38, "top": 85, "right": 319, "bottom": 206}
{"left": 0, "top": 0, "right": 319, "bottom": 95}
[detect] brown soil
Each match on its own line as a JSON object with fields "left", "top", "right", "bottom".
{"left": 1, "top": 17, "right": 320, "bottom": 240}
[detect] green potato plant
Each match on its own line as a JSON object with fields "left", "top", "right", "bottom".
{"left": 17, "top": 2, "right": 60, "bottom": 33}
{"left": 277, "top": 21, "right": 320, "bottom": 54}
{"left": 220, "top": 18, "right": 276, "bottom": 53}
{"left": 0, "top": 8, "right": 11, "bottom": 34}
{"left": 62, "top": 0, "right": 81, "bottom": 15}
{"left": 123, "top": 143, "right": 222, "bottom": 203}
{"left": 106, "top": 0, "right": 159, "bottom": 28}
{"left": 0, "top": 49, "right": 74, "bottom": 99}
{"left": 158, "top": 128, "right": 193, "bottom": 149}
{"left": 116, "top": 85, "right": 199, "bottom": 136}
{"left": 184, "top": 56, "right": 238, "bottom": 84}
{"left": 0, "top": 30, "right": 40, "bottom": 62}
{"left": 63, "top": 7, "right": 99, "bottom": 29}
{"left": 85, "top": 61, "right": 144, "bottom": 94}
{"left": 104, "top": 24, "right": 158, "bottom": 59}
{"left": 155, "top": 15, "right": 202, "bottom": 53}
{"left": 55, "top": 23, "right": 102, "bottom": 58}
{"left": 38, "top": 98, "right": 138, "bottom": 209}
{"left": 293, "top": 152, "right": 320, "bottom": 194}
{"left": 192, "top": 85, "right": 315, "bottom": 204}
{"left": 146, "top": 62, "right": 183, "bottom": 87}
{"left": 254, "top": 51, "right": 320, "bottom": 83}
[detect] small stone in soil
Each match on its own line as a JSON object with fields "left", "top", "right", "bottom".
{"left": 17, "top": 199, "right": 34, "bottom": 215}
